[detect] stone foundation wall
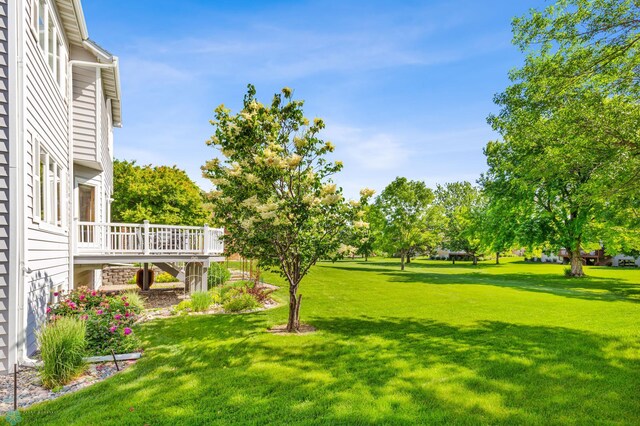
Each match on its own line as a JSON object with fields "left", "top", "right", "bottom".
{"left": 102, "top": 265, "right": 163, "bottom": 287}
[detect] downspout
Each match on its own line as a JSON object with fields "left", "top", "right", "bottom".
{"left": 67, "top": 59, "right": 118, "bottom": 293}
{"left": 7, "top": 0, "right": 25, "bottom": 369}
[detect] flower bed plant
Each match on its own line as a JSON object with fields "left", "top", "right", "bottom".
{"left": 48, "top": 287, "right": 142, "bottom": 356}
{"left": 37, "top": 316, "right": 86, "bottom": 389}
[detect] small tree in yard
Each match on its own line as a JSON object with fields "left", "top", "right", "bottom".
{"left": 203, "top": 85, "right": 373, "bottom": 332}
{"left": 371, "top": 177, "right": 442, "bottom": 270}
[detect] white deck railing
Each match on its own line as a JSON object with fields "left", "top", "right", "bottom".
{"left": 75, "top": 220, "right": 224, "bottom": 256}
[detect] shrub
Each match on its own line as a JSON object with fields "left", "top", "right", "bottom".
{"left": 191, "top": 291, "right": 213, "bottom": 312}
{"left": 121, "top": 290, "right": 145, "bottom": 311}
{"left": 245, "top": 285, "right": 274, "bottom": 304}
{"left": 38, "top": 317, "right": 86, "bottom": 389}
{"left": 223, "top": 293, "right": 259, "bottom": 312}
{"left": 155, "top": 272, "right": 179, "bottom": 283}
{"left": 172, "top": 300, "right": 192, "bottom": 315}
{"left": 207, "top": 263, "right": 231, "bottom": 289}
{"left": 208, "top": 290, "right": 222, "bottom": 305}
{"left": 49, "top": 287, "right": 141, "bottom": 356}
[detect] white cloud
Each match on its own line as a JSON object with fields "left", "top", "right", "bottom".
{"left": 324, "top": 125, "right": 410, "bottom": 171}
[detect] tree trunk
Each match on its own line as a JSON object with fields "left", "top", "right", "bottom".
{"left": 286, "top": 285, "right": 301, "bottom": 332}
{"left": 452, "top": 255, "right": 456, "bottom": 265}
{"left": 570, "top": 248, "right": 584, "bottom": 277}
{"left": 406, "top": 255, "right": 411, "bottom": 264}
{"left": 473, "top": 255, "right": 478, "bottom": 265}
{"left": 364, "top": 253, "right": 368, "bottom": 262}
{"left": 496, "top": 252, "right": 500, "bottom": 265}
{"left": 400, "top": 253, "right": 405, "bottom": 271}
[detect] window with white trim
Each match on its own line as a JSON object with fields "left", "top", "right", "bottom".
{"left": 32, "top": 0, "right": 66, "bottom": 94}
{"left": 33, "top": 139, "right": 65, "bottom": 227}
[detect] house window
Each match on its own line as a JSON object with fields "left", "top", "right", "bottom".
{"left": 34, "top": 140, "right": 65, "bottom": 227}
{"left": 33, "top": 0, "right": 66, "bottom": 93}
{"left": 37, "top": 0, "right": 45, "bottom": 48}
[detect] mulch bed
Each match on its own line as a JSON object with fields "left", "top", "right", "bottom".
{"left": 267, "top": 324, "right": 317, "bottom": 334}
{"left": 0, "top": 360, "right": 136, "bottom": 415}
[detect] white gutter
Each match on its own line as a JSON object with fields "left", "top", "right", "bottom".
{"left": 67, "top": 1, "right": 122, "bottom": 126}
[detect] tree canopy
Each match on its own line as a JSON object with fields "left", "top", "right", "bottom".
{"left": 435, "top": 182, "right": 486, "bottom": 265}
{"left": 111, "top": 160, "right": 210, "bottom": 226}
{"left": 370, "top": 177, "right": 441, "bottom": 270}
{"left": 203, "top": 85, "right": 372, "bottom": 331}
{"left": 481, "top": 0, "right": 640, "bottom": 276}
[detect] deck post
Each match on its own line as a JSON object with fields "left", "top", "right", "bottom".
{"left": 203, "top": 224, "right": 210, "bottom": 255}
{"left": 143, "top": 262, "right": 150, "bottom": 291}
{"left": 143, "top": 220, "right": 150, "bottom": 255}
{"left": 201, "top": 260, "right": 209, "bottom": 292}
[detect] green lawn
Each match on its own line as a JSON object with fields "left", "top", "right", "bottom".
{"left": 22, "top": 258, "right": 640, "bottom": 425}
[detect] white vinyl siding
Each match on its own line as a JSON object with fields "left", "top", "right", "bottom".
{"left": 23, "top": 0, "right": 71, "bottom": 355}
{"left": 72, "top": 64, "right": 97, "bottom": 163}
{"left": 99, "top": 84, "right": 114, "bottom": 194}
{"left": 0, "top": 0, "right": 9, "bottom": 373}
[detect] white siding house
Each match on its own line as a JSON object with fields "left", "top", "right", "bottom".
{"left": 1, "top": 0, "right": 223, "bottom": 373}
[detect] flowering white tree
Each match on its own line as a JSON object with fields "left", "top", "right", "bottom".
{"left": 203, "top": 85, "right": 373, "bottom": 332}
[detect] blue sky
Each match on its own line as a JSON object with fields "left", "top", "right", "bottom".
{"left": 83, "top": 0, "right": 546, "bottom": 198}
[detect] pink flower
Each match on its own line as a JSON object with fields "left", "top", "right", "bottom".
{"left": 124, "top": 302, "right": 130, "bottom": 307}
{"left": 96, "top": 309, "right": 103, "bottom": 315}
{"left": 79, "top": 294, "right": 86, "bottom": 301}
{"left": 121, "top": 296, "right": 127, "bottom": 301}
{"left": 125, "top": 312, "right": 131, "bottom": 318}
{"left": 114, "top": 314, "right": 122, "bottom": 320}
{"left": 80, "top": 314, "right": 88, "bottom": 320}
{"left": 124, "top": 327, "right": 132, "bottom": 336}
{"left": 68, "top": 302, "right": 77, "bottom": 309}
{"left": 91, "top": 291, "right": 97, "bottom": 296}
{"left": 53, "top": 292, "right": 59, "bottom": 297}
{"left": 110, "top": 326, "right": 117, "bottom": 333}
{"left": 46, "top": 307, "right": 51, "bottom": 314}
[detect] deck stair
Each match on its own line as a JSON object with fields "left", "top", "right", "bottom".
{"left": 155, "top": 262, "right": 185, "bottom": 281}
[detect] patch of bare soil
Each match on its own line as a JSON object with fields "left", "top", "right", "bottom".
{"left": 139, "top": 288, "right": 188, "bottom": 309}
{"left": 267, "top": 324, "right": 317, "bottom": 335}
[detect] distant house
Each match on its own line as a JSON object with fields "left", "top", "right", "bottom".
{"left": 1, "top": 0, "right": 223, "bottom": 374}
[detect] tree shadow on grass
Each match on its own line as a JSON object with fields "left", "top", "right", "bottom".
{"left": 24, "top": 314, "right": 640, "bottom": 425}
{"left": 322, "top": 263, "right": 640, "bottom": 303}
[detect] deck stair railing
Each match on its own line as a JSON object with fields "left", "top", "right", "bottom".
{"left": 75, "top": 220, "right": 224, "bottom": 256}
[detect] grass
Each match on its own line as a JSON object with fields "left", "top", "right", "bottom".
{"left": 20, "top": 258, "right": 640, "bottom": 425}
{"left": 37, "top": 317, "right": 86, "bottom": 389}
{"left": 190, "top": 291, "right": 214, "bottom": 312}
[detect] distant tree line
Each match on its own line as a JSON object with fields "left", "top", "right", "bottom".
{"left": 350, "top": 0, "right": 640, "bottom": 277}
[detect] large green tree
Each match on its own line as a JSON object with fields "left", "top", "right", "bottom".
{"left": 435, "top": 182, "right": 487, "bottom": 265}
{"left": 112, "top": 160, "right": 210, "bottom": 226}
{"left": 203, "top": 85, "right": 372, "bottom": 332}
{"left": 482, "top": 0, "right": 640, "bottom": 277}
{"left": 371, "top": 177, "right": 441, "bottom": 270}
